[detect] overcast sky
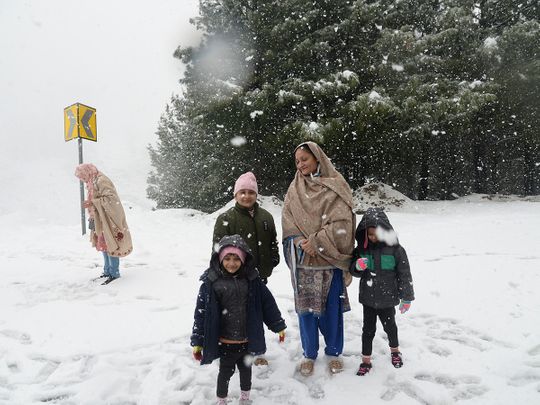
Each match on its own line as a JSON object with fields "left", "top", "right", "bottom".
{"left": 0, "top": 0, "right": 200, "bottom": 221}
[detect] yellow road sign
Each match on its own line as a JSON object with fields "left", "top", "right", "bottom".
{"left": 64, "top": 103, "right": 97, "bottom": 142}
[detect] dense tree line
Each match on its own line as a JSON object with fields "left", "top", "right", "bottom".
{"left": 148, "top": 0, "right": 539, "bottom": 212}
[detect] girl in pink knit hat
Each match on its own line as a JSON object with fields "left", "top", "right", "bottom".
{"left": 191, "top": 234, "right": 286, "bottom": 405}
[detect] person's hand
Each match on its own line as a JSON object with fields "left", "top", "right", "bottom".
{"left": 278, "top": 330, "right": 285, "bottom": 343}
{"left": 356, "top": 257, "right": 368, "bottom": 271}
{"left": 192, "top": 346, "right": 203, "bottom": 361}
{"left": 300, "top": 239, "right": 317, "bottom": 257}
{"left": 399, "top": 300, "right": 411, "bottom": 314}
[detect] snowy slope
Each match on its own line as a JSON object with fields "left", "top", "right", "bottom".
{"left": 1, "top": 197, "right": 539, "bottom": 405}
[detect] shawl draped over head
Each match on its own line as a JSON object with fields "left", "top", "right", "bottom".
{"left": 282, "top": 141, "right": 356, "bottom": 315}
{"left": 75, "top": 164, "right": 133, "bottom": 257}
{"left": 75, "top": 163, "right": 99, "bottom": 214}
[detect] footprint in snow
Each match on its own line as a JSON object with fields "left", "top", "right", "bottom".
{"left": 528, "top": 344, "right": 540, "bottom": 356}
{"left": 380, "top": 377, "right": 431, "bottom": 404}
{"left": 135, "top": 295, "right": 159, "bottom": 301}
{"left": 37, "top": 391, "right": 74, "bottom": 403}
{"left": 508, "top": 372, "right": 540, "bottom": 387}
{"left": 0, "top": 329, "right": 32, "bottom": 345}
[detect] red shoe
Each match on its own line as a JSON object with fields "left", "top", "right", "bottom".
{"left": 391, "top": 352, "right": 403, "bottom": 368}
{"left": 356, "top": 362, "right": 372, "bottom": 376}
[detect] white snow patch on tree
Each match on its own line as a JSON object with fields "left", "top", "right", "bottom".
{"left": 341, "top": 70, "right": 356, "bottom": 80}
{"left": 309, "top": 122, "right": 319, "bottom": 132}
{"left": 469, "top": 80, "right": 483, "bottom": 89}
{"left": 392, "top": 64, "right": 404, "bottom": 72}
{"left": 250, "top": 110, "right": 263, "bottom": 119}
{"left": 483, "top": 37, "right": 498, "bottom": 50}
{"left": 369, "top": 91, "right": 382, "bottom": 101}
{"left": 231, "top": 136, "right": 247, "bottom": 147}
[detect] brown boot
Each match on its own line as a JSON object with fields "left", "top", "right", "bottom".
{"left": 299, "top": 359, "right": 314, "bottom": 376}
{"left": 328, "top": 358, "right": 344, "bottom": 374}
{"left": 253, "top": 357, "right": 268, "bottom": 366}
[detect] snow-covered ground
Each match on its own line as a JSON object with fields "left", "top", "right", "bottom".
{"left": 3, "top": 2, "right": 537, "bottom": 403}
{"left": 1, "top": 195, "right": 539, "bottom": 405}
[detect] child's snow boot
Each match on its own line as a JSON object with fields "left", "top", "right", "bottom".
{"left": 216, "top": 397, "right": 227, "bottom": 405}
{"left": 239, "top": 390, "right": 252, "bottom": 404}
{"left": 391, "top": 352, "right": 403, "bottom": 368}
{"left": 356, "top": 362, "right": 372, "bottom": 376}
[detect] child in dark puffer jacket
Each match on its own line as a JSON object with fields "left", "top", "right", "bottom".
{"left": 191, "top": 234, "right": 286, "bottom": 405}
{"left": 349, "top": 208, "right": 414, "bottom": 376}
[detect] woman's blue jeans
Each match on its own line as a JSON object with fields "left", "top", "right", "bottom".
{"left": 102, "top": 252, "right": 120, "bottom": 278}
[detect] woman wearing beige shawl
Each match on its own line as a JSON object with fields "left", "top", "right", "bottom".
{"left": 75, "top": 164, "right": 133, "bottom": 285}
{"left": 282, "top": 142, "right": 355, "bottom": 376}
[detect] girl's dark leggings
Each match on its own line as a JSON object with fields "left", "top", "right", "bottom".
{"left": 217, "top": 342, "right": 252, "bottom": 398}
{"left": 362, "top": 305, "right": 399, "bottom": 356}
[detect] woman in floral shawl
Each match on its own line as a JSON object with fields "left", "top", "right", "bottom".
{"left": 282, "top": 142, "right": 355, "bottom": 376}
{"left": 75, "top": 163, "right": 133, "bottom": 285}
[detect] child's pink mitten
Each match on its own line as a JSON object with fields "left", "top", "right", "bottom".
{"left": 399, "top": 300, "right": 411, "bottom": 314}
{"left": 356, "top": 257, "right": 368, "bottom": 271}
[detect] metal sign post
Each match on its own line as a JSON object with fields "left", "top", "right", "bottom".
{"left": 78, "top": 138, "right": 86, "bottom": 235}
{"left": 64, "top": 102, "right": 97, "bottom": 235}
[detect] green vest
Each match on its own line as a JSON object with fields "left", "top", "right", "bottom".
{"left": 213, "top": 203, "right": 280, "bottom": 279}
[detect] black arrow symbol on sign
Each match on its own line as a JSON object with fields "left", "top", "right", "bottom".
{"left": 66, "top": 110, "right": 77, "bottom": 139}
{"left": 81, "top": 110, "right": 95, "bottom": 139}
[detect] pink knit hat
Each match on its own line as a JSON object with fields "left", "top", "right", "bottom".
{"left": 233, "top": 171, "right": 258, "bottom": 195}
{"left": 219, "top": 246, "right": 247, "bottom": 264}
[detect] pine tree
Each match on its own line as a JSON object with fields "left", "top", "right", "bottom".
{"left": 148, "top": 0, "right": 539, "bottom": 211}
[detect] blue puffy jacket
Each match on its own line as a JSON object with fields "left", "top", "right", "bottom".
{"left": 190, "top": 234, "right": 286, "bottom": 365}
